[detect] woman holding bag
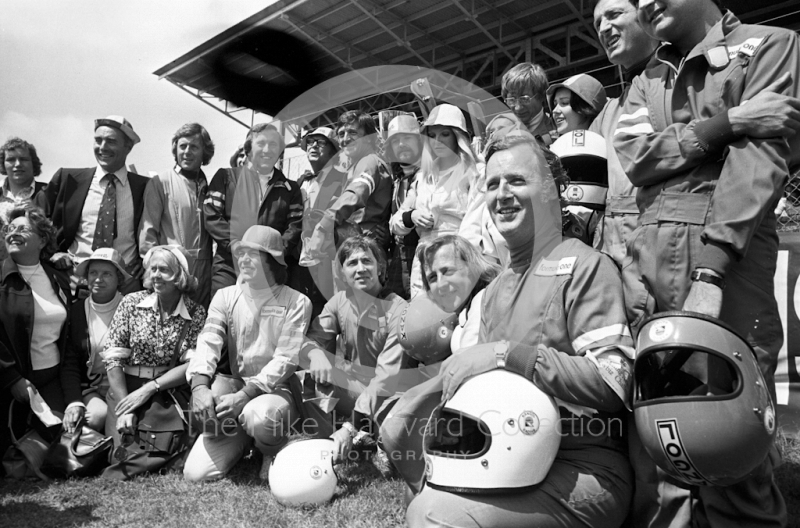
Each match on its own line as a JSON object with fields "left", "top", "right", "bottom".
{"left": 100, "top": 245, "right": 206, "bottom": 480}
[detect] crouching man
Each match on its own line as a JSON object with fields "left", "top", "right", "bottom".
{"left": 183, "top": 226, "right": 312, "bottom": 481}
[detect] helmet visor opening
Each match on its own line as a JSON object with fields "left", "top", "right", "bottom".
{"left": 424, "top": 409, "right": 491, "bottom": 459}
{"left": 636, "top": 346, "right": 741, "bottom": 404}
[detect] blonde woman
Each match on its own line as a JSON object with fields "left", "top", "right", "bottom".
{"left": 390, "top": 104, "right": 478, "bottom": 295}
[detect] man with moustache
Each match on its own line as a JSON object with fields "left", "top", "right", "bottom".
{"left": 385, "top": 114, "right": 422, "bottom": 299}
{"left": 614, "top": 0, "right": 800, "bottom": 525}
{"left": 139, "top": 123, "right": 216, "bottom": 308}
{"left": 36, "top": 116, "right": 148, "bottom": 294}
{"left": 290, "top": 127, "right": 347, "bottom": 319}
{"left": 204, "top": 123, "right": 303, "bottom": 298}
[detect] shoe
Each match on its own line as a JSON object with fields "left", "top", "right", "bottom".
{"left": 259, "top": 454, "right": 274, "bottom": 482}
{"left": 371, "top": 446, "right": 397, "bottom": 479}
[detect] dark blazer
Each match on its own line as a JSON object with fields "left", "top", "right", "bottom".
{"left": 0, "top": 259, "right": 72, "bottom": 390}
{"left": 61, "top": 298, "right": 91, "bottom": 405}
{"left": 35, "top": 167, "right": 149, "bottom": 256}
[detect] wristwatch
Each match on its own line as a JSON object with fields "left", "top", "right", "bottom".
{"left": 690, "top": 269, "right": 726, "bottom": 290}
{"left": 494, "top": 341, "right": 509, "bottom": 369}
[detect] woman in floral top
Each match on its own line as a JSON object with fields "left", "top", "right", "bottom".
{"left": 100, "top": 245, "right": 206, "bottom": 480}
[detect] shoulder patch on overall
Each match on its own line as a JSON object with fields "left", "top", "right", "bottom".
{"left": 534, "top": 256, "right": 577, "bottom": 277}
{"left": 727, "top": 37, "right": 764, "bottom": 60}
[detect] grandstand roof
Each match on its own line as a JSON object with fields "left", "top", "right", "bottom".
{"left": 154, "top": 0, "right": 800, "bottom": 130}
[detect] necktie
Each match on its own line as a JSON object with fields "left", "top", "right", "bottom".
{"left": 92, "top": 174, "right": 117, "bottom": 250}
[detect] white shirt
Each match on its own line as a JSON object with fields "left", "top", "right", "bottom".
{"left": 18, "top": 264, "right": 67, "bottom": 370}
{"left": 69, "top": 165, "right": 137, "bottom": 267}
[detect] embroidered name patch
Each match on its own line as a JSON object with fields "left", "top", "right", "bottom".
{"left": 534, "top": 256, "right": 577, "bottom": 277}
{"left": 260, "top": 306, "right": 286, "bottom": 318}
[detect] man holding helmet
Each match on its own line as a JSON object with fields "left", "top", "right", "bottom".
{"left": 382, "top": 132, "right": 635, "bottom": 527}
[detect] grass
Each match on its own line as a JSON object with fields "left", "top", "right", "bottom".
{"left": 0, "top": 450, "right": 407, "bottom": 528}
{"left": 2, "top": 433, "right": 799, "bottom": 528}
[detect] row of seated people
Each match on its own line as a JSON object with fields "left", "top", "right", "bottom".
{"left": 3, "top": 0, "right": 800, "bottom": 525}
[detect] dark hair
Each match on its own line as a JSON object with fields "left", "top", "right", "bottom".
{"left": 570, "top": 91, "right": 601, "bottom": 121}
{"left": 338, "top": 111, "right": 377, "bottom": 137}
{"left": 418, "top": 235, "right": 501, "bottom": 304}
{"left": 172, "top": 123, "right": 215, "bottom": 166}
{"left": 230, "top": 145, "right": 245, "bottom": 168}
{"left": 501, "top": 63, "right": 549, "bottom": 100}
{"left": 264, "top": 253, "right": 288, "bottom": 285}
{"left": 7, "top": 205, "right": 58, "bottom": 260}
{"left": 0, "top": 137, "right": 42, "bottom": 177}
{"left": 244, "top": 123, "right": 284, "bottom": 156}
{"left": 336, "top": 235, "right": 387, "bottom": 285}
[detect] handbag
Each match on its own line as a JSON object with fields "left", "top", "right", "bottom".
{"left": 41, "top": 419, "right": 113, "bottom": 478}
{"left": 1, "top": 400, "right": 50, "bottom": 480}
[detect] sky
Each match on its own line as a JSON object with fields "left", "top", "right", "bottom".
{"left": 0, "top": 0, "right": 294, "bottom": 182}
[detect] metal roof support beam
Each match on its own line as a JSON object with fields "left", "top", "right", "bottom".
{"left": 472, "top": 0, "right": 528, "bottom": 36}
{"left": 571, "top": 24, "right": 605, "bottom": 52}
{"left": 534, "top": 39, "right": 566, "bottom": 66}
{"left": 450, "top": 0, "right": 516, "bottom": 62}
{"left": 348, "top": 0, "right": 434, "bottom": 68}
{"left": 561, "top": 0, "right": 597, "bottom": 43}
{"left": 356, "top": 0, "right": 464, "bottom": 59}
{"left": 469, "top": 55, "right": 494, "bottom": 85}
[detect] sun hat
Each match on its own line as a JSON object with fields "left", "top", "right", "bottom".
{"left": 421, "top": 104, "right": 468, "bottom": 136}
{"left": 231, "top": 225, "right": 286, "bottom": 266}
{"left": 301, "top": 127, "right": 339, "bottom": 152}
{"left": 546, "top": 74, "right": 607, "bottom": 114}
{"left": 75, "top": 247, "right": 132, "bottom": 280}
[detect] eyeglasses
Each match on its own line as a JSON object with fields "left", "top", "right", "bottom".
{"left": 3, "top": 224, "right": 34, "bottom": 236}
{"left": 234, "top": 248, "right": 262, "bottom": 260}
{"left": 306, "top": 137, "right": 327, "bottom": 147}
{"left": 504, "top": 95, "right": 535, "bottom": 107}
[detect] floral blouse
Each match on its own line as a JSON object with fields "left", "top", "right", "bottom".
{"left": 103, "top": 291, "right": 206, "bottom": 370}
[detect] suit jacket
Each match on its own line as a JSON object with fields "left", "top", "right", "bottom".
{"left": 35, "top": 167, "right": 148, "bottom": 258}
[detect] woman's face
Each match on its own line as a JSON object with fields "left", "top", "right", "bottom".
{"left": 552, "top": 88, "right": 588, "bottom": 134}
{"left": 147, "top": 253, "right": 179, "bottom": 298}
{"left": 4, "top": 216, "right": 44, "bottom": 265}
{"left": 87, "top": 261, "right": 120, "bottom": 303}
{"left": 425, "top": 245, "right": 477, "bottom": 313}
{"left": 426, "top": 125, "right": 459, "bottom": 161}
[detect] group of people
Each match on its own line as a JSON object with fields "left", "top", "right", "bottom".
{"left": 1, "top": 0, "right": 800, "bottom": 526}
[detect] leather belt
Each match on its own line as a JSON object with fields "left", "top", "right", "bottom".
{"left": 123, "top": 365, "right": 171, "bottom": 379}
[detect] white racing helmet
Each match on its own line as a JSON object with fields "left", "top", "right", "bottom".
{"left": 634, "top": 312, "right": 777, "bottom": 487}
{"left": 423, "top": 370, "right": 561, "bottom": 493}
{"left": 268, "top": 439, "right": 338, "bottom": 505}
{"left": 397, "top": 294, "right": 459, "bottom": 364}
{"left": 550, "top": 130, "right": 608, "bottom": 211}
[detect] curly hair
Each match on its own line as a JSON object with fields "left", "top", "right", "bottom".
{"left": 7, "top": 205, "right": 58, "bottom": 260}
{"left": 142, "top": 247, "right": 199, "bottom": 295}
{"left": 0, "top": 137, "right": 42, "bottom": 177}
{"left": 171, "top": 123, "right": 215, "bottom": 166}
